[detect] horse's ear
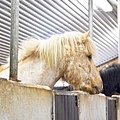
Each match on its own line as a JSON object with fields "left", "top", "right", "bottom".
{"left": 81, "top": 31, "right": 90, "bottom": 43}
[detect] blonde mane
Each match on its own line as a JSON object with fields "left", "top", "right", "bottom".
{"left": 1, "top": 31, "right": 96, "bottom": 70}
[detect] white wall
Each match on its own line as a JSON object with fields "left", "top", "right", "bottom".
{"left": 78, "top": 93, "right": 106, "bottom": 120}
{"left": 0, "top": 78, "right": 52, "bottom": 120}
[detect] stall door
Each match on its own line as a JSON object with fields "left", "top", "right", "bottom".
{"left": 55, "top": 95, "right": 79, "bottom": 120}
{"left": 107, "top": 98, "right": 117, "bottom": 120}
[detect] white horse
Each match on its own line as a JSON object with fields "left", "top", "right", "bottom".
{"left": 0, "top": 31, "right": 103, "bottom": 94}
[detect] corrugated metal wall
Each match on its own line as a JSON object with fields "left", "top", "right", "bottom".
{"left": 0, "top": 0, "right": 118, "bottom": 66}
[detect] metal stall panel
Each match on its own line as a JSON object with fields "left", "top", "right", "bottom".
{"left": 107, "top": 97, "right": 117, "bottom": 120}
{"left": 55, "top": 95, "right": 79, "bottom": 120}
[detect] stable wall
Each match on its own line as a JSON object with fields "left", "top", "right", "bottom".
{"left": 54, "top": 91, "right": 107, "bottom": 120}
{"left": 117, "top": 97, "right": 120, "bottom": 120}
{"left": 0, "top": 78, "right": 118, "bottom": 120}
{"left": 113, "top": 95, "right": 120, "bottom": 120}
{"left": 78, "top": 93, "right": 106, "bottom": 120}
{"left": 0, "top": 78, "right": 52, "bottom": 120}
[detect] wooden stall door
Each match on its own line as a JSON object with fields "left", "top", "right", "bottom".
{"left": 55, "top": 95, "right": 79, "bottom": 120}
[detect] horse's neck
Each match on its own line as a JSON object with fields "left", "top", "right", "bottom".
{"left": 20, "top": 59, "right": 62, "bottom": 88}
{"left": 0, "top": 59, "right": 61, "bottom": 88}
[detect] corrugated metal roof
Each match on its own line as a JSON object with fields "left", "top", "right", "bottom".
{"left": 0, "top": 0, "right": 118, "bottom": 66}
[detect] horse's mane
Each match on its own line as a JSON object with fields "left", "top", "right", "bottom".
{"left": 100, "top": 63, "right": 120, "bottom": 96}
{"left": 0, "top": 31, "right": 96, "bottom": 71}
{"left": 100, "top": 63, "right": 120, "bottom": 85}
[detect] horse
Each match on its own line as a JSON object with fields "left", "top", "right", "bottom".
{"left": 100, "top": 63, "right": 120, "bottom": 96}
{"left": 0, "top": 31, "right": 103, "bottom": 94}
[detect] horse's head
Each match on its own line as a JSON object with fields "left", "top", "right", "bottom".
{"left": 17, "top": 31, "right": 102, "bottom": 94}
{"left": 61, "top": 31, "right": 103, "bottom": 94}
{"left": 100, "top": 64, "right": 120, "bottom": 96}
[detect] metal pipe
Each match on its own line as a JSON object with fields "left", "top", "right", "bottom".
{"left": 118, "top": 0, "right": 120, "bottom": 63}
{"left": 88, "top": 0, "right": 93, "bottom": 39}
{"left": 9, "top": 0, "right": 19, "bottom": 81}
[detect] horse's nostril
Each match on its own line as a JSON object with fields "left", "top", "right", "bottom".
{"left": 93, "top": 86, "right": 99, "bottom": 93}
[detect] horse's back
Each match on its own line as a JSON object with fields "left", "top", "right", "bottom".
{"left": 0, "top": 68, "right": 9, "bottom": 79}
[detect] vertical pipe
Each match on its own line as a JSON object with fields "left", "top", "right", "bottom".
{"left": 118, "top": 0, "right": 120, "bottom": 63}
{"left": 88, "top": 0, "right": 93, "bottom": 39}
{"left": 9, "top": 0, "right": 19, "bottom": 81}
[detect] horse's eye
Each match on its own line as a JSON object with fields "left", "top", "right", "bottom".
{"left": 87, "top": 55, "right": 92, "bottom": 60}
